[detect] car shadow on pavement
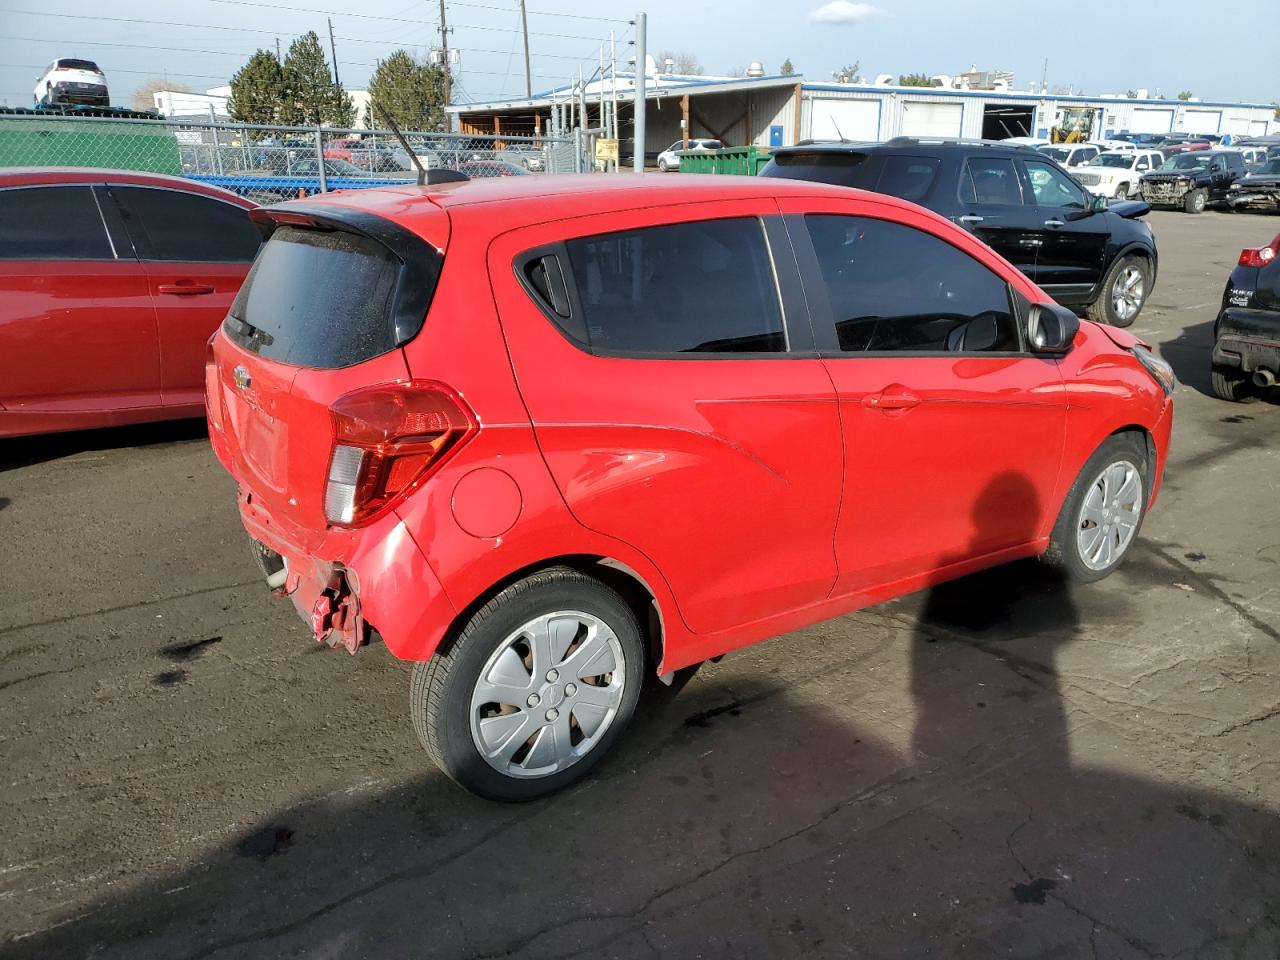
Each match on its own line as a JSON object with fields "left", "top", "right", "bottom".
{"left": 1159, "top": 317, "right": 1280, "bottom": 406}
{"left": 0, "top": 418, "right": 208, "bottom": 473}
{"left": 7, "top": 475, "right": 1280, "bottom": 959}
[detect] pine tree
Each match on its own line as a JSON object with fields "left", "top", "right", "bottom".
{"left": 367, "top": 50, "right": 447, "bottom": 133}
{"left": 282, "top": 31, "right": 337, "bottom": 126}
{"left": 327, "top": 83, "right": 356, "bottom": 128}
{"left": 780, "top": 58, "right": 795, "bottom": 76}
{"left": 227, "top": 50, "right": 286, "bottom": 128}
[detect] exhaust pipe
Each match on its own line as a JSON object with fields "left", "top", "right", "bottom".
{"left": 1253, "top": 369, "right": 1277, "bottom": 388}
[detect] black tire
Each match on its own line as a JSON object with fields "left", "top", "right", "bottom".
{"left": 657, "top": 158, "right": 669, "bottom": 172}
{"left": 1211, "top": 366, "right": 1256, "bottom": 403}
{"left": 1085, "top": 254, "right": 1149, "bottom": 328}
{"left": 1184, "top": 188, "right": 1207, "bottom": 214}
{"left": 1042, "top": 433, "right": 1149, "bottom": 583}
{"left": 1115, "top": 183, "right": 1129, "bottom": 200}
{"left": 410, "top": 567, "right": 645, "bottom": 801}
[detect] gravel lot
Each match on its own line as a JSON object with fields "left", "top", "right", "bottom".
{"left": 2, "top": 210, "right": 1279, "bottom": 959}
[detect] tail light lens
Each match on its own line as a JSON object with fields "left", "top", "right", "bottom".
{"left": 324, "top": 381, "right": 476, "bottom": 527}
{"left": 204, "top": 333, "right": 223, "bottom": 431}
{"left": 1239, "top": 236, "right": 1279, "bottom": 268}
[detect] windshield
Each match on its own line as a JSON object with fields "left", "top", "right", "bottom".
{"left": 1161, "top": 155, "right": 1209, "bottom": 171}
{"left": 1038, "top": 147, "right": 1071, "bottom": 162}
{"left": 1091, "top": 154, "right": 1133, "bottom": 168}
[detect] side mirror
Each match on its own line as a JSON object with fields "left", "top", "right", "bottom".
{"left": 1092, "top": 194, "right": 1108, "bottom": 212}
{"left": 1027, "top": 302, "right": 1080, "bottom": 354}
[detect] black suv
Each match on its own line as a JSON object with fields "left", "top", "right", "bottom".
{"left": 761, "top": 138, "right": 1158, "bottom": 327}
{"left": 1140, "top": 150, "right": 1246, "bottom": 213}
{"left": 1211, "top": 232, "right": 1280, "bottom": 401}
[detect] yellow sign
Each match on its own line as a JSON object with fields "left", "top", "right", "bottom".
{"left": 595, "top": 138, "right": 619, "bottom": 162}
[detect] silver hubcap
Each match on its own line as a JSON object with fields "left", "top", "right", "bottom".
{"left": 1112, "top": 265, "right": 1145, "bottom": 321}
{"left": 1077, "top": 460, "right": 1143, "bottom": 571}
{"left": 470, "top": 610, "right": 625, "bottom": 779}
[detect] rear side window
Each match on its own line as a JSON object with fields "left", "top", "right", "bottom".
{"left": 960, "top": 158, "right": 1024, "bottom": 206}
{"left": 0, "top": 186, "right": 113, "bottom": 260}
{"left": 225, "top": 226, "right": 410, "bottom": 368}
{"left": 560, "top": 218, "right": 786, "bottom": 354}
{"left": 113, "top": 187, "right": 260, "bottom": 262}
{"left": 875, "top": 155, "right": 940, "bottom": 202}
{"left": 765, "top": 151, "right": 871, "bottom": 188}
{"left": 804, "top": 215, "right": 1019, "bottom": 353}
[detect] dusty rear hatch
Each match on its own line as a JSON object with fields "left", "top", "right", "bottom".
{"left": 210, "top": 202, "right": 449, "bottom": 550}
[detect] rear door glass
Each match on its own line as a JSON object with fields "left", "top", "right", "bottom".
{"left": 959, "top": 158, "right": 1024, "bottom": 206}
{"left": 225, "top": 225, "right": 414, "bottom": 368}
{"left": 112, "top": 187, "right": 260, "bottom": 262}
{"left": 0, "top": 186, "right": 114, "bottom": 260}
{"left": 560, "top": 217, "right": 786, "bottom": 354}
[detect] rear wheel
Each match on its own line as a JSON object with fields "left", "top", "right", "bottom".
{"left": 1211, "top": 366, "right": 1255, "bottom": 403}
{"left": 1085, "top": 254, "right": 1148, "bottom": 328}
{"left": 1043, "top": 433, "right": 1149, "bottom": 583}
{"left": 1184, "top": 188, "right": 1207, "bottom": 214}
{"left": 411, "top": 568, "right": 645, "bottom": 801}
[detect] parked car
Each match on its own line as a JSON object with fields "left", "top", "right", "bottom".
{"left": 1211, "top": 232, "right": 1280, "bottom": 401}
{"left": 0, "top": 169, "right": 259, "bottom": 438}
{"left": 288, "top": 157, "right": 370, "bottom": 179}
{"left": 1074, "top": 150, "right": 1164, "bottom": 199}
{"left": 657, "top": 138, "right": 723, "bottom": 172}
{"left": 498, "top": 144, "right": 546, "bottom": 172}
{"left": 1158, "top": 141, "right": 1212, "bottom": 159}
{"left": 1227, "top": 156, "right": 1280, "bottom": 212}
{"left": 1113, "top": 133, "right": 1166, "bottom": 146}
{"left": 1038, "top": 143, "right": 1100, "bottom": 168}
{"left": 32, "top": 58, "right": 109, "bottom": 108}
{"left": 206, "top": 175, "right": 1175, "bottom": 800}
{"left": 1237, "top": 147, "right": 1269, "bottom": 172}
{"left": 1140, "top": 150, "right": 1246, "bottom": 213}
{"left": 761, "top": 138, "right": 1158, "bottom": 327}
{"left": 457, "top": 160, "right": 530, "bottom": 178}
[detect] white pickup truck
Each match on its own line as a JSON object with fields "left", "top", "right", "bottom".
{"left": 1073, "top": 149, "right": 1164, "bottom": 200}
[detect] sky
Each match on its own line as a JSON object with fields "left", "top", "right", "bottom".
{"left": 1, "top": 0, "right": 1276, "bottom": 110}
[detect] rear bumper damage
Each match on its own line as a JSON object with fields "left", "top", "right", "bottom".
{"left": 238, "top": 486, "right": 456, "bottom": 659}
{"left": 1213, "top": 308, "right": 1280, "bottom": 376}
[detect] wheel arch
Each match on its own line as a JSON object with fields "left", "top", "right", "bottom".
{"left": 434, "top": 554, "right": 667, "bottom": 674}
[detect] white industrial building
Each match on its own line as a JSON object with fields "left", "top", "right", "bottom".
{"left": 155, "top": 86, "right": 372, "bottom": 128}
{"left": 450, "top": 71, "right": 1277, "bottom": 155}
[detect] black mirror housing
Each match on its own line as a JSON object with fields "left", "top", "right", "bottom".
{"left": 1027, "top": 302, "right": 1080, "bottom": 355}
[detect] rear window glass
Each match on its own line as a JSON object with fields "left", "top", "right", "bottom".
{"left": 765, "top": 151, "right": 871, "bottom": 188}
{"left": 225, "top": 226, "right": 408, "bottom": 368}
{"left": 0, "top": 186, "right": 113, "bottom": 260}
{"left": 57, "top": 59, "right": 100, "bottom": 71}
{"left": 561, "top": 218, "right": 785, "bottom": 354}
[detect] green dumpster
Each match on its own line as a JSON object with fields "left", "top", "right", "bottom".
{"left": 674, "top": 145, "right": 774, "bottom": 176}
{"left": 0, "top": 117, "right": 182, "bottom": 175}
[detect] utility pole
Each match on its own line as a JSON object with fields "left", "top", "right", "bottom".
{"left": 519, "top": 0, "right": 531, "bottom": 99}
{"left": 327, "top": 18, "right": 341, "bottom": 89}
{"left": 632, "top": 11, "right": 646, "bottom": 173}
{"left": 439, "top": 0, "right": 451, "bottom": 106}
{"left": 275, "top": 37, "right": 281, "bottom": 62}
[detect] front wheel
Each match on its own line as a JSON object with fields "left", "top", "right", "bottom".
{"left": 1184, "top": 188, "right": 1207, "bottom": 214}
{"left": 1114, "top": 183, "right": 1129, "bottom": 199}
{"left": 410, "top": 568, "right": 645, "bottom": 801}
{"left": 1085, "top": 254, "right": 1149, "bottom": 328}
{"left": 1043, "top": 433, "right": 1148, "bottom": 583}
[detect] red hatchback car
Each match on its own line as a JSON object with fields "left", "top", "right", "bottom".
{"left": 0, "top": 169, "right": 260, "bottom": 437}
{"left": 208, "top": 175, "right": 1175, "bottom": 800}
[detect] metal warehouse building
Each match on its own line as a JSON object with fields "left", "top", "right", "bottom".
{"left": 449, "top": 74, "right": 1277, "bottom": 157}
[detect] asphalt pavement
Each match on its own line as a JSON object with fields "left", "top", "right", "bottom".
{"left": 2, "top": 210, "right": 1278, "bottom": 959}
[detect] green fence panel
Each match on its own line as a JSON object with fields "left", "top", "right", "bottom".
{"left": 0, "top": 119, "right": 182, "bottom": 175}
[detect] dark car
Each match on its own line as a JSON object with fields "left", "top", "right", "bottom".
{"left": 760, "top": 137, "right": 1158, "bottom": 327}
{"left": 1114, "top": 133, "right": 1166, "bottom": 146}
{"left": 1227, "top": 157, "right": 1280, "bottom": 212}
{"left": 457, "top": 160, "right": 529, "bottom": 178}
{"left": 1140, "top": 150, "right": 1245, "bottom": 213}
{"left": 1211, "top": 232, "right": 1280, "bottom": 401}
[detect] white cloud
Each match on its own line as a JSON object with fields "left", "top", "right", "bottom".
{"left": 808, "top": 1, "right": 882, "bottom": 24}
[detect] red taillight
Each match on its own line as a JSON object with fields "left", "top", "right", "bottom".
{"left": 1240, "top": 235, "right": 1280, "bottom": 268}
{"left": 204, "top": 333, "right": 223, "bottom": 430}
{"left": 324, "top": 381, "right": 476, "bottom": 526}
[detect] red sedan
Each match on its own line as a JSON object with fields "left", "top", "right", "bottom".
{"left": 0, "top": 169, "right": 260, "bottom": 438}
{"left": 208, "top": 175, "right": 1175, "bottom": 799}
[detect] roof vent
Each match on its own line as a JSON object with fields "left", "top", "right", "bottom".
{"left": 746, "top": 62, "right": 765, "bottom": 78}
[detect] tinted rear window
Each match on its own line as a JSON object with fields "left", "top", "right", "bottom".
{"left": 225, "top": 226, "right": 413, "bottom": 368}
{"left": 764, "top": 151, "right": 871, "bottom": 188}
{"left": 57, "top": 59, "right": 100, "bottom": 71}
{"left": 875, "top": 155, "right": 941, "bottom": 202}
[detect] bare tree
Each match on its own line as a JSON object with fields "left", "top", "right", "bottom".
{"left": 656, "top": 50, "right": 704, "bottom": 76}
{"left": 132, "top": 78, "right": 191, "bottom": 112}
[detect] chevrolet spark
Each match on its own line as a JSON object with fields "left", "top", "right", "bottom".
{"left": 207, "top": 174, "right": 1175, "bottom": 800}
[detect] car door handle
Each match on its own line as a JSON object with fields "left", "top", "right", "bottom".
{"left": 157, "top": 282, "right": 216, "bottom": 295}
{"left": 863, "top": 391, "right": 921, "bottom": 411}
{"left": 958, "top": 215, "right": 984, "bottom": 224}
{"left": 1044, "top": 219, "right": 1065, "bottom": 227}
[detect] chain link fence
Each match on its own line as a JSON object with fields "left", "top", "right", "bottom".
{"left": 0, "top": 112, "right": 588, "bottom": 202}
